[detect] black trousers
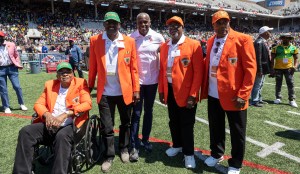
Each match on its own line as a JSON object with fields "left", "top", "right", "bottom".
{"left": 98, "top": 95, "right": 132, "bottom": 160}
{"left": 275, "top": 69, "right": 295, "bottom": 101}
{"left": 69, "top": 61, "right": 83, "bottom": 78}
{"left": 207, "top": 96, "right": 247, "bottom": 168}
{"left": 13, "top": 123, "right": 73, "bottom": 174}
{"left": 167, "top": 84, "right": 196, "bottom": 156}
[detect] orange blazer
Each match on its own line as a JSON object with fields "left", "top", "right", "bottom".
{"left": 200, "top": 29, "right": 257, "bottom": 111}
{"left": 158, "top": 36, "right": 204, "bottom": 107}
{"left": 34, "top": 77, "right": 92, "bottom": 128}
{"left": 88, "top": 33, "right": 140, "bottom": 105}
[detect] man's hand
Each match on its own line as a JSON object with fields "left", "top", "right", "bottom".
{"left": 289, "top": 67, "right": 296, "bottom": 75}
{"left": 43, "top": 112, "right": 55, "bottom": 129}
{"left": 232, "top": 96, "right": 246, "bottom": 109}
{"left": 133, "top": 92, "right": 140, "bottom": 105}
{"left": 159, "top": 93, "right": 165, "bottom": 104}
{"left": 186, "top": 96, "right": 196, "bottom": 109}
{"left": 51, "top": 114, "right": 67, "bottom": 129}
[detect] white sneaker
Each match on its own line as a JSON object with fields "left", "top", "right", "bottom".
{"left": 227, "top": 167, "right": 241, "bottom": 174}
{"left": 4, "top": 108, "right": 12, "bottom": 114}
{"left": 274, "top": 99, "right": 281, "bottom": 104}
{"left": 204, "top": 156, "right": 224, "bottom": 167}
{"left": 20, "top": 104, "right": 28, "bottom": 111}
{"left": 184, "top": 155, "right": 196, "bottom": 169}
{"left": 165, "top": 147, "right": 182, "bottom": 157}
{"left": 289, "top": 100, "right": 298, "bottom": 108}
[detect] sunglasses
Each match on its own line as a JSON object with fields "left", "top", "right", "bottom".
{"left": 58, "top": 70, "right": 72, "bottom": 75}
{"left": 168, "top": 24, "right": 181, "bottom": 29}
{"left": 213, "top": 41, "right": 221, "bottom": 54}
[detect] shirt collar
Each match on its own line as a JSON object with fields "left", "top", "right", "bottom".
{"left": 167, "top": 34, "right": 185, "bottom": 46}
{"left": 102, "top": 31, "right": 124, "bottom": 41}
{"left": 136, "top": 28, "right": 154, "bottom": 38}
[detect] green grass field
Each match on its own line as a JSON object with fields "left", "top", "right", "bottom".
{"left": 0, "top": 69, "right": 299, "bottom": 174}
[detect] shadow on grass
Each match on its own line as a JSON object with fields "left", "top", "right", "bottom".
{"left": 275, "top": 130, "right": 300, "bottom": 141}
{"left": 137, "top": 141, "right": 223, "bottom": 173}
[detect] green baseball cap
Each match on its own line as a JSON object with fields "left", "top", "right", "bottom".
{"left": 57, "top": 62, "right": 72, "bottom": 72}
{"left": 104, "top": 12, "right": 121, "bottom": 23}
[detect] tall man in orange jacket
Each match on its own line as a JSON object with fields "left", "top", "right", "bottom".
{"left": 13, "top": 62, "right": 92, "bottom": 174}
{"left": 158, "top": 16, "right": 204, "bottom": 169}
{"left": 88, "top": 12, "right": 140, "bottom": 173}
{"left": 201, "top": 11, "right": 256, "bottom": 174}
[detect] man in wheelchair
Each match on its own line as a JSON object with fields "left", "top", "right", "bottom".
{"left": 13, "top": 62, "right": 92, "bottom": 174}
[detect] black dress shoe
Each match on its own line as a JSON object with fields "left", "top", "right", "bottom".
{"left": 252, "top": 103, "right": 263, "bottom": 107}
{"left": 259, "top": 101, "right": 268, "bottom": 104}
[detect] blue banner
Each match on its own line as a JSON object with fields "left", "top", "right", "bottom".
{"left": 266, "top": 0, "right": 285, "bottom": 7}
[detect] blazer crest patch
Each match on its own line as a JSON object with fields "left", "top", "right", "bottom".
{"left": 124, "top": 57, "right": 130, "bottom": 64}
{"left": 72, "top": 96, "right": 80, "bottom": 104}
{"left": 181, "top": 57, "right": 190, "bottom": 67}
{"left": 228, "top": 57, "right": 237, "bottom": 65}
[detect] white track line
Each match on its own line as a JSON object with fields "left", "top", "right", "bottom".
{"left": 287, "top": 111, "right": 300, "bottom": 116}
{"left": 264, "top": 120, "right": 300, "bottom": 134}
{"left": 265, "top": 82, "right": 300, "bottom": 89}
{"left": 154, "top": 100, "right": 300, "bottom": 163}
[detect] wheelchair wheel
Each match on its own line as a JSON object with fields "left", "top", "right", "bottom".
{"left": 84, "top": 114, "right": 102, "bottom": 165}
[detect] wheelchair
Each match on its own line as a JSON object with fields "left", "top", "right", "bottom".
{"left": 31, "top": 113, "right": 102, "bottom": 174}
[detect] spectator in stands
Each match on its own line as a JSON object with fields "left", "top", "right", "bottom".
{"left": 13, "top": 62, "right": 92, "bottom": 174}
{"left": 270, "top": 33, "right": 299, "bottom": 108}
{"left": 251, "top": 26, "right": 273, "bottom": 107}
{"left": 42, "top": 44, "right": 48, "bottom": 53}
{"left": 65, "top": 39, "right": 83, "bottom": 78}
{"left": 0, "top": 31, "right": 28, "bottom": 113}
{"left": 200, "top": 11, "right": 256, "bottom": 174}
{"left": 129, "top": 12, "right": 165, "bottom": 162}
{"left": 88, "top": 12, "right": 140, "bottom": 173}
{"left": 158, "top": 16, "right": 203, "bottom": 169}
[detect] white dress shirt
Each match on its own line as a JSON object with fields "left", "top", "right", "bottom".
{"left": 52, "top": 86, "right": 72, "bottom": 127}
{"left": 208, "top": 35, "right": 228, "bottom": 99}
{"left": 102, "top": 31, "right": 124, "bottom": 96}
{"left": 167, "top": 34, "right": 186, "bottom": 83}
{"left": 130, "top": 28, "right": 165, "bottom": 85}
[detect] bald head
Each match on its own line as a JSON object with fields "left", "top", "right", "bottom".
{"left": 136, "top": 13, "right": 151, "bottom": 36}
{"left": 137, "top": 13, "right": 150, "bottom": 21}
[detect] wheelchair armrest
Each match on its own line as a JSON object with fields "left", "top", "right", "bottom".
{"left": 32, "top": 113, "right": 38, "bottom": 118}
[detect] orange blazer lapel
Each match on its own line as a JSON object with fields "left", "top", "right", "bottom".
{"left": 97, "top": 36, "right": 106, "bottom": 71}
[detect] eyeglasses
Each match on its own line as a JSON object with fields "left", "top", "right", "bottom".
{"left": 58, "top": 70, "right": 72, "bottom": 75}
{"left": 213, "top": 41, "right": 221, "bottom": 54}
{"left": 168, "top": 24, "right": 181, "bottom": 29}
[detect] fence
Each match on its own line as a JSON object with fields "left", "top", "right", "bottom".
{"left": 20, "top": 52, "right": 68, "bottom": 72}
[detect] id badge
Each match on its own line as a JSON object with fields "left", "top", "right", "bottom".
{"left": 107, "top": 64, "right": 116, "bottom": 76}
{"left": 210, "top": 66, "right": 217, "bottom": 78}
{"left": 283, "top": 58, "right": 288, "bottom": 64}
{"left": 167, "top": 67, "right": 172, "bottom": 77}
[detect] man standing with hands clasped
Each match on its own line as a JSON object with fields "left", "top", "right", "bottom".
{"left": 88, "top": 12, "right": 140, "bottom": 173}
{"left": 200, "top": 11, "right": 256, "bottom": 174}
{"left": 159, "top": 16, "right": 204, "bottom": 169}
